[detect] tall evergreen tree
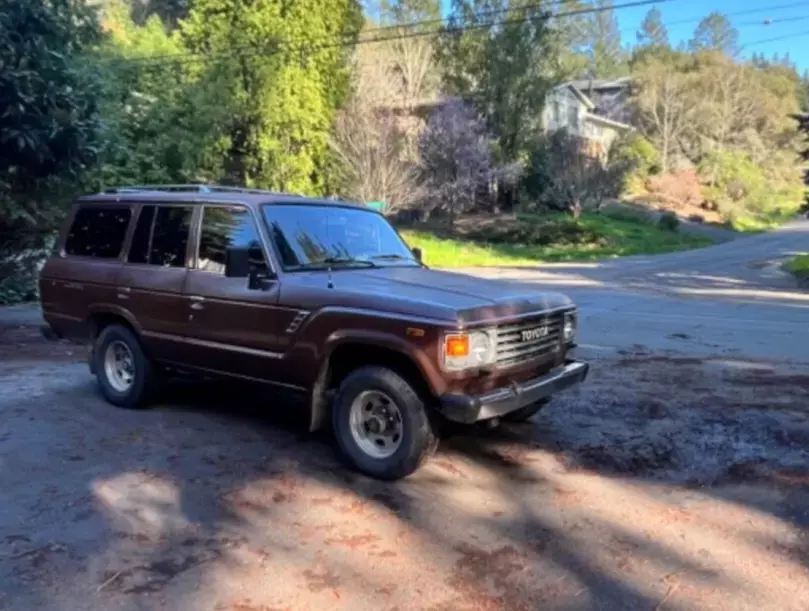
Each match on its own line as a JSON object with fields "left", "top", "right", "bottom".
{"left": 181, "top": 0, "right": 363, "bottom": 194}
{"left": 636, "top": 7, "right": 668, "bottom": 48}
{"left": 585, "top": 0, "right": 625, "bottom": 77}
{"left": 689, "top": 12, "right": 739, "bottom": 56}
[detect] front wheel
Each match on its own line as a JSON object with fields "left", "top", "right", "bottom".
{"left": 332, "top": 366, "right": 438, "bottom": 480}
{"left": 502, "top": 398, "right": 551, "bottom": 423}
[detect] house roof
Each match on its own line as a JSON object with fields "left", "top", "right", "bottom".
{"left": 565, "top": 77, "right": 633, "bottom": 93}
{"left": 584, "top": 113, "right": 632, "bottom": 131}
{"left": 561, "top": 84, "right": 595, "bottom": 110}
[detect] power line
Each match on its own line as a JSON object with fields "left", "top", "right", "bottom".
{"left": 101, "top": 0, "right": 675, "bottom": 68}
{"left": 739, "top": 14, "right": 809, "bottom": 27}
{"left": 742, "top": 28, "right": 809, "bottom": 47}
{"left": 362, "top": 0, "right": 585, "bottom": 36}
{"left": 621, "top": 0, "right": 809, "bottom": 34}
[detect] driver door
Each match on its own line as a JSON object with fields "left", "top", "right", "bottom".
{"left": 181, "top": 204, "right": 285, "bottom": 381}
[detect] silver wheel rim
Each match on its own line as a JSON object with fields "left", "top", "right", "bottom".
{"left": 104, "top": 340, "right": 136, "bottom": 393}
{"left": 348, "top": 390, "right": 403, "bottom": 460}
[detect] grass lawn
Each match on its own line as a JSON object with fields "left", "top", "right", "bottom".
{"left": 784, "top": 254, "right": 809, "bottom": 279}
{"left": 399, "top": 212, "right": 713, "bottom": 268}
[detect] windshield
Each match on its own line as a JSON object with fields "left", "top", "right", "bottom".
{"left": 262, "top": 204, "right": 418, "bottom": 270}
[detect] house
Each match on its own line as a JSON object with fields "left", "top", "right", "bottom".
{"left": 541, "top": 77, "right": 633, "bottom": 159}
{"left": 377, "top": 78, "right": 634, "bottom": 159}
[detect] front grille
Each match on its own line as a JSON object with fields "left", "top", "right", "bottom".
{"left": 495, "top": 313, "right": 563, "bottom": 367}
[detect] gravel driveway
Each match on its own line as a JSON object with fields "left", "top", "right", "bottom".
{"left": 1, "top": 320, "right": 808, "bottom": 611}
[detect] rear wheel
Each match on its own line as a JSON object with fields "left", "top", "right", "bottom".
{"left": 94, "top": 324, "right": 157, "bottom": 409}
{"left": 332, "top": 366, "right": 438, "bottom": 480}
{"left": 502, "top": 398, "right": 551, "bottom": 423}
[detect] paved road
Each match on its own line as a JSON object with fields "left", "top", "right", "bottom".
{"left": 464, "top": 218, "right": 809, "bottom": 363}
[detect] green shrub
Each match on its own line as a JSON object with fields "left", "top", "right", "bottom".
{"left": 657, "top": 211, "right": 680, "bottom": 232}
{"left": 602, "top": 206, "right": 653, "bottom": 225}
{"left": 785, "top": 254, "right": 809, "bottom": 278}
{"left": 466, "top": 217, "right": 606, "bottom": 247}
{"left": 610, "top": 134, "right": 661, "bottom": 194}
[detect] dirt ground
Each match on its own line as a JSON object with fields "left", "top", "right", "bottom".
{"left": 1, "top": 322, "right": 808, "bottom": 611}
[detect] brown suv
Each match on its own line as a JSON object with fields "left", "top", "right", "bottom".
{"left": 39, "top": 185, "right": 588, "bottom": 479}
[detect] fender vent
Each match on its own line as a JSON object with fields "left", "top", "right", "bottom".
{"left": 285, "top": 311, "right": 309, "bottom": 334}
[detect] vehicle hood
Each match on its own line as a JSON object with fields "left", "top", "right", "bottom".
{"left": 283, "top": 266, "right": 574, "bottom": 325}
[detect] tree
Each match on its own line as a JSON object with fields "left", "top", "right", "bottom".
{"left": 584, "top": 0, "right": 626, "bottom": 78}
{"left": 0, "top": 0, "right": 105, "bottom": 303}
{"left": 795, "top": 113, "right": 809, "bottom": 212}
{"left": 90, "top": 1, "right": 229, "bottom": 188}
{"left": 536, "top": 131, "right": 631, "bottom": 219}
{"left": 418, "top": 99, "right": 495, "bottom": 228}
{"left": 181, "top": 0, "right": 363, "bottom": 194}
{"left": 632, "top": 55, "right": 697, "bottom": 173}
{"left": 689, "top": 12, "right": 739, "bottom": 56}
{"left": 636, "top": 7, "right": 668, "bottom": 49}
{"left": 438, "top": 0, "right": 562, "bottom": 206}
{"left": 378, "top": 0, "right": 440, "bottom": 23}
{"left": 330, "top": 38, "right": 422, "bottom": 212}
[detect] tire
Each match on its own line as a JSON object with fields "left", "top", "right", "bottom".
{"left": 93, "top": 323, "right": 157, "bottom": 409}
{"left": 332, "top": 366, "right": 438, "bottom": 480}
{"left": 502, "top": 398, "right": 551, "bottom": 423}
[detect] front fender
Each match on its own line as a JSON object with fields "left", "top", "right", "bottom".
{"left": 323, "top": 328, "right": 443, "bottom": 396}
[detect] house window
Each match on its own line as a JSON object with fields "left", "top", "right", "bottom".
{"left": 567, "top": 105, "right": 579, "bottom": 130}
{"left": 552, "top": 100, "right": 562, "bottom": 125}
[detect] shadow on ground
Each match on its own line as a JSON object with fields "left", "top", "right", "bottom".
{"left": 2, "top": 355, "right": 808, "bottom": 610}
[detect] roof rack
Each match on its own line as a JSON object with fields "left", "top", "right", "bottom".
{"left": 102, "top": 184, "right": 302, "bottom": 197}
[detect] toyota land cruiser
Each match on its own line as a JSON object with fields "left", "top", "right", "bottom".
{"left": 39, "top": 185, "right": 588, "bottom": 479}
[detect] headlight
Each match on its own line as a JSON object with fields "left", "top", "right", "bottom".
{"left": 563, "top": 311, "right": 577, "bottom": 343}
{"left": 443, "top": 329, "right": 497, "bottom": 371}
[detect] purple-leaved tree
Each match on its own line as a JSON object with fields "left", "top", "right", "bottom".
{"left": 419, "top": 98, "right": 516, "bottom": 229}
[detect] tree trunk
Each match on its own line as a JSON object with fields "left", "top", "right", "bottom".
{"left": 571, "top": 198, "right": 582, "bottom": 221}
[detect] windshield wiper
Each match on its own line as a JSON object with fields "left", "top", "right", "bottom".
{"left": 303, "top": 256, "right": 377, "bottom": 269}
{"left": 370, "top": 253, "right": 415, "bottom": 262}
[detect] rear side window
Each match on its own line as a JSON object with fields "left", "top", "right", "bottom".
{"left": 127, "top": 205, "right": 193, "bottom": 268}
{"left": 197, "top": 206, "right": 268, "bottom": 274}
{"left": 64, "top": 206, "right": 131, "bottom": 258}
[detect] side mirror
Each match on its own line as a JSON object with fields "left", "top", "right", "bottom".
{"left": 225, "top": 247, "right": 250, "bottom": 278}
{"left": 412, "top": 247, "right": 423, "bottom": 263}
{"left": 225, "top": 247, "right": 273, "bottom": 290}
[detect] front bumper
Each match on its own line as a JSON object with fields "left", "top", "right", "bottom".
{"left": 437, "top": 359, "right": 589, "bottom": 424}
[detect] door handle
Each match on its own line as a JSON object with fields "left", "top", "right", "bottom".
{"left": 188, "top": 295, "right": 205, "bottom": 311}
{"left": 64, "top": 282, "right": 84, "bottom": 290}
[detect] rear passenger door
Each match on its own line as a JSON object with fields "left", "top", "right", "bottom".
{"left": 117, "top": 204, "right": 195, "bottom": 364}
{"left": 181, "top": 205, "right": 284, "bottom": 381}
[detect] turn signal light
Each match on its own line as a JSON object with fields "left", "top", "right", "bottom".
{"left": 445, "top": 335, "right": 470, "bottom": 358}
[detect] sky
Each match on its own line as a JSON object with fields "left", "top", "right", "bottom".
{"left": 439, "top": 0, "right": 809, "bottom": 71}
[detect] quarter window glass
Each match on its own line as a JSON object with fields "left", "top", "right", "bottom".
{"left": 64, "top": 206, "right": 131, "bottom": 258}
{"left": 126, "top": 205, "right": 192, "bottom": 268}
{"left": 197, "top": 206, "right": 268, "bottom": 274}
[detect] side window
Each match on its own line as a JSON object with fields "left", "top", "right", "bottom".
{"left": 127, "top": 205, "right": 193, "bottom": 268}
{"left": 197, "top": 206, "right": 268, "bottom": 275}
{"left": 64, "top": 206, "right": 131, "bottom": 258}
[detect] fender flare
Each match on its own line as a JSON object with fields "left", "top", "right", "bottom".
{"left": 307, "top": 330, "right": 439, "bottom": 432}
